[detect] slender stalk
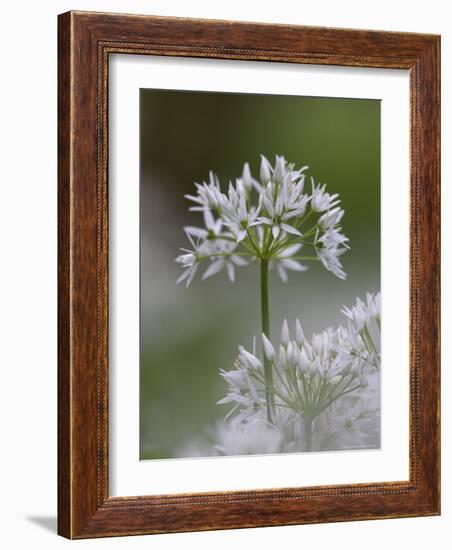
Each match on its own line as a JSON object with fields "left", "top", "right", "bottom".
{"left": 260, "top": 259, "right": 274, "bottom": 422}
{"left": 304, "top": 417, "right": 313, "bottom": 452}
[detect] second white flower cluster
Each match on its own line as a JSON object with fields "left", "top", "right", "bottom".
{"left": 217, "top": 292, "right": 381, "bottom": 451}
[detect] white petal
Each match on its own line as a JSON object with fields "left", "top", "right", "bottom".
{"left": 184, "top": 193, "right": 203, "bottom": 204}
{"left": 175, "top": 253, "right": 194, "bottom": 265}
{"left": 262, "top": 333, "right": 276, "bottom": 361}
{"left": 183, "top": 226, "right": 207, "bottom": 238}
{"left": 281, "top": 223, "right": 302, "bottom": 236}
{"left": 203, "top": 209, "right": 216, "bottom": 230}
{"left": 274, "top": 193, "right": 283, "bottom": 216}
{"left": 242, "top": 162, "right": 253, "bottom": 189}
{"left": 272, "top": 225, "right": 280, "bottom": 239}
{"left": 231, "top": 255, "right": 248, "bottom": 266}
{"left": 239, "top": 346, "right": 262, "bottom": 370}
{"left": 278, "top": 345, "right": 287, "bottom": 365}
{"left": 217, "top": 396, "right": 233, "bottom": 405}
{"left": 237, "top": 229, "right": 247, "bottom": 242}
{"left": 185, "top": 265, "right": 198, "bottom": 287}
{"left": 276, "top": 264, "right": 288, "bottom": 283}
{"left": 262, "top": 194, "right": 275, "bottom": 216}
{"left": 281, "top": 319, "right": 290, "bottom": 347}
{"left": 274, "top": 155, "right": 286, "bottom": 184}
{"left": 226, "top": 262, "right": 235, "bottom": 282}
{"left": 281, "top": 259, "right": 307, "bottom": 272}
{"left": 284, "top": 206, "right": 307, "bottom": 219}
{"left": 248, "top": 219, "right": 263, "bottom": 227}
{"left": 295, "top": 319, "right": 305, "bottom": 345}
{"left": 279, "top": 243, "right": 302, "bottom": 257}
{"left": 176, "top": 269, "right": 191, "bottom": 285}
{"left": 185, "top": 231, "right": 197, "bottom": 249}
{"left": 202, "top": 259, "right": 224, "bottom": 279}
{"left": 260, "top": 154, "right": 272, "bottom": 184}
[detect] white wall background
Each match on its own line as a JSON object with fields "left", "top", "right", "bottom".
{"left": 0, "top": 1, "right": 449, "bottom": 548}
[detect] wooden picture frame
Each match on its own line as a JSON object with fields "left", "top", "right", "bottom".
{"left": 58, "top": 10, "right": 440, "bottom": 539}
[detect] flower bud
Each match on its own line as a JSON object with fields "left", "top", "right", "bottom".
{"left": 278, "top": 345, "right": 287, "bottom": 366}
{"left": 262, "top": 333, "right": 276, "bottom": 362}
{"left": 298, "top": 350, "right": 308, "bottom": 374}
{"left": 281, "top": 319, "right": 290, "bottom": 348}
{"left": 260, "top": 155, "right": 272, "bottom": 184}
{"left": 241, "top": 162, "right": 253, "bottom": 191}
{"left": 239, "top": 346, "right": 262, "bottom": 370}
{"left": 287, "top": 342, "right": 298, "bottom": 367}
{"left": 274, "top": 155, "right": 286, "bottom": 185}
{"left": 295, "top": 319, "right": 305, "bottom": 346}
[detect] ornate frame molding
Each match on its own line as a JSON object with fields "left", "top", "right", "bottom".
{"left": 58, "top": 11, "right": 440, "bottom": 538}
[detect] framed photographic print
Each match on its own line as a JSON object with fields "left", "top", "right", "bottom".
{"left": 58, "top": 11, "right": 440, "bottom": 538}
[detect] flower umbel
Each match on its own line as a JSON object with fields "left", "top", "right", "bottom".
{"left": 218, "top": 294, "right": 380, "bottom": 451}
{"left": 176, "top": 155, "right": 349, "bottom": 286}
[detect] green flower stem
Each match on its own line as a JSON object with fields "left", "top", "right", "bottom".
{"left": 260, "top": 259, "right": 275, "bottom": 422}
{"left": 263, "top": 226, "right": 274, "bottom": 254}
{"left": 246, "top": 228, "right": 261, "bottom": 256}
{"left": 250, "top": 370, "right": 295, "bottom": 410}
{"left": 304, "top": 417, "right": 313, "bottom": 452}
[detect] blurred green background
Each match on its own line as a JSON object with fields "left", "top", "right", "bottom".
{"left": 140, "top": 89, "right": 380, "bottom": 459}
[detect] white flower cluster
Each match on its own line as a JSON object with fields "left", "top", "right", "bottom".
{"left": 175, "top": 155, "right": 349, "bottom": 286}
{"left": 214, "top": 292, "right": 381, "bottom": 454}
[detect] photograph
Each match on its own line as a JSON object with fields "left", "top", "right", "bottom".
{"left": 139, "top": 89, "right": 381, "bottom": 460}
{"left": 0, "top": 1, "right": 444, "bottom": 545}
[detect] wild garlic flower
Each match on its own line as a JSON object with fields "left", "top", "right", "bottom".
{"left": 269, "top": 243, "right": 308, "bottom": 283}
{"left": 310, "top": 178, "right": 340, "bottom": 212}
{"left": 184, "top": 171, "right": 222, "bottom": 211}
{"left": 340, "top": 291, "right": 381, "bottom": 368}
{"left": 202, "top": 240, "right": 248, "bottom": 283}
{"left": 218, "top": 343, "right": 266, "bottom": 424}
{"left": 240, "top": 162, "right": 262, "bottom": 193}
{"left": 257, "top": 156, "right": 309, "bottom": 238}
{"left": 219, "top": 294, "right": 380, "bottom": 427}
{"left": 342, "top": 292, "right": 381, "bottom": 332}
{"left": 315, "top": 236, "right": 348, "bottom": 280}
{"left": 176, "top": 154, "right": 349, "bottom": 286}
{"left": 184, "top": 209, "right": 223, "bottom": 240}
{"left": 217, "top": 180, "right": 261, "bottom": 242}
{"left": 174, "top": 232, "right": 210, "bottom": 287}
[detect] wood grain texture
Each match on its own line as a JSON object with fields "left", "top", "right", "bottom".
{"left": 57, "top": 10, "right": 72, "bottom": 539}
{"left": 57, "top": 10, "right": 440, "bottom": 539}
